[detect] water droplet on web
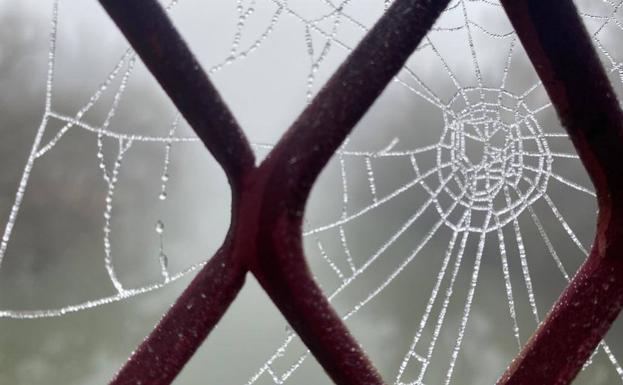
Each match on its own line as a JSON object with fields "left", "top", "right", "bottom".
{"left": 158, "top": 119, "right": 177, "bottom": 203}
{"left": 155, "top": 220, "right": 164, "bottom": 234}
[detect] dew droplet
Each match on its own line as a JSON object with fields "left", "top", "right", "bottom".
{"left": 159, "top": 192, "right": 167, "bottom": 200}
{"left": 155, "top": 220, "right": 164, "bottom": 234}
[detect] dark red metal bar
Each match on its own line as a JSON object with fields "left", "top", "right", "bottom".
{"left": 99, "top": 0, "right": 451, "bottom": 384}
{"left": 99, "top": 0, "right": 255, "bottom": 194}
{"left": 260, "top": 0, "right": 451, "bottom": 211}
{"left": 109, "top": 239, "right": 246, "bottom": 385}
{"left": 498, "top": 1, "right": 623, "bottom": 384}
{"left": 252, "top": 1, "right": 450, "bottom": 384}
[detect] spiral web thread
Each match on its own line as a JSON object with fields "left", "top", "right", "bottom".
{"left": 1, "top": 0, "right": 623, "bottom": 383}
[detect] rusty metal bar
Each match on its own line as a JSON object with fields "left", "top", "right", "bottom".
{"left": 498, "top": 1, "right": 623, "bottom": 384}
{"left": 100, "top": 0, "right": 255, "bottom": 195}
{"left": 252, "top": 1, "right": 451, "bottom": 384}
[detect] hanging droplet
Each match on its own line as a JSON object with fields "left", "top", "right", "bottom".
{"left": 161, "top": 173, "right": 169, "bottom": 183}
{"left": 155, "top": 220, "right": 164, "bottom": 234}
{"left": 159, "top": 192, "right": 167, "bottom": 201}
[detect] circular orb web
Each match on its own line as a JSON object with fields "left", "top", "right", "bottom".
{"left": 434, "top": 87, "right": 553, "bottom": 233}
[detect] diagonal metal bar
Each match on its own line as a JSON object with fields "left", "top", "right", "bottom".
{"left": 100, "top": 0, "right": 255, "bottom": 195}
{"left": 109, "top": 239, "right": 247, "bottom": 385}
{"left": 97, "top": 1, "right": 255, "bottom": 384}
{"left": 498, "top": 1, "right": 623, "bottom": 384}
{"left": 260, "top": 0, "right": 452, "bottom": 212}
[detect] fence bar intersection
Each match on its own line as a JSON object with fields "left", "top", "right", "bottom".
{"left": 99, "top": 0, "right": 450, "bottom": 384}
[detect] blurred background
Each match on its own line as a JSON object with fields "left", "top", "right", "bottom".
{"left": 0, "top": 0, "right": 622, "bottom": 384}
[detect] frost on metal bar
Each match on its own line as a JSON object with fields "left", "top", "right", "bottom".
{"left": 496, "top": 0, "right": 623, "bottom": 383}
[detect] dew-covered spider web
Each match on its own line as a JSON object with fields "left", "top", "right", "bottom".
{"left": 1, "top": 0, "right": 623, "bottom": 384}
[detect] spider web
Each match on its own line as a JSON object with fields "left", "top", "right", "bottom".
{"left": 1, "top": 0, "right": 623, "bottom": 384}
